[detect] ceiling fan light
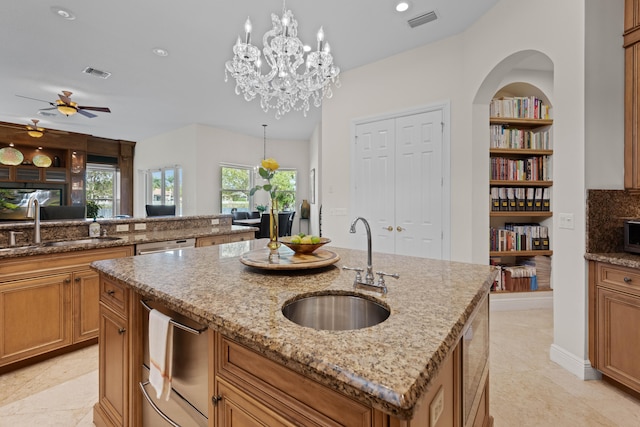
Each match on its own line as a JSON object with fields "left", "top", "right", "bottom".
{"left": 27, "top": 130, "right": 44, "bottom": 138}
{"left": 57, "top": 105, "right": 77, "bottom": 116}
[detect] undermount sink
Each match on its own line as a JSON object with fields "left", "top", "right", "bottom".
{"left": 42, "top": 236, "right": 122, "bottom": 247}
{"left": 282, "top": 292, "right": 390, "bottom": 331}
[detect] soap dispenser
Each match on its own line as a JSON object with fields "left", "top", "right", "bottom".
{"left": 89, "top": 218, "right": 101, "bottom": 237}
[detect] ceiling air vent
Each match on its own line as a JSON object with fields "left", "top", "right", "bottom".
{"left": 83, "top": 67, "right": 111, "bottom": 79}
{"left": 408, "top": 11, "right": 438, "bottom": 28}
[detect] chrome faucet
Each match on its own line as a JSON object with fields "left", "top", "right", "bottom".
{"left": 349, "top": 217, "right": 375, "bottom": 285}
{"left": 26, "top": 197, "right": 41, "bottom": 244}
{"left": 344, "top": 217, "right": 399, "bottom": 294}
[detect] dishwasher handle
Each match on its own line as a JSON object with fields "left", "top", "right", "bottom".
{"left": 139, "top": 381, "right": 181, "bottom": 427}
{"left": 140, "top": 300, "right": 207, "bottom": 335}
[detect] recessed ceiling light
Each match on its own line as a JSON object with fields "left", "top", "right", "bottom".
{"left": 396, "top": 2, "right": 409, "bottom": 12}
{"left": 51, "top": 6, "right": 76, "bottom": 20}
{"left": 152, "top": 48, "right": 169, "bottom": 57}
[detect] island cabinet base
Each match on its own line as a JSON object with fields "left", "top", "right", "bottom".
{"left": 94, "top": 279, "right": 492, "bottom": 427}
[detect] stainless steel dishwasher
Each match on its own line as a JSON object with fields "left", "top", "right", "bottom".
{"left": 140, "top": 299, "right": 209, "bottom": 427}
{"left": 135, "top": 238, "right": 196, "bottom": 255}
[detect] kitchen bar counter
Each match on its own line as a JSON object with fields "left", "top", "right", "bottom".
{"left": 584, "top": 252, "right": 640, "bottom": 268}
{"left": 91, "top": 240, "right": 496, "bottom": 419}
{"left": 0, "top": 217, "right": 255, "bottom": 259}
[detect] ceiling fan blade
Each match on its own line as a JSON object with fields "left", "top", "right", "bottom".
{"left": 78, "top": 106, "right": 111, "bottom": 113}
{"left": 16, "top": 94, "right": 55, "bottom": 106}
{"left": 77, "top": 109, "right": 97, "bottom": 118}
{"left": 58, "top": 93, "right": 72, "bottom": 105}
{"left": 39, "top": 107, "right": 58, "bottom": 111}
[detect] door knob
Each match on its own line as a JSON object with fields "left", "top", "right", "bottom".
{"left": 397, "top": 226, "right": 405, "bottom": 232}
{"left": 383, "top": 226, "right": 393, "bottom": 232}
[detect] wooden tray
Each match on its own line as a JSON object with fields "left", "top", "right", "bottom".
{"left": 239, "top": 247, "right": 340, "bottom": 270}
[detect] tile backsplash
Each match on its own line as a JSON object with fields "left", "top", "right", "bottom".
{"left": 586, "top": 189, "right": 640, "bottom": 253}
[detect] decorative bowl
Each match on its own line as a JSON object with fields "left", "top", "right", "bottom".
{"left": 280, "top": 237, "right": 331, "bottom": 254}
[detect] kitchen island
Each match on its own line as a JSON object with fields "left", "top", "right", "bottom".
{"left": 91, "top": 239, "right": 496, "bottom": 426}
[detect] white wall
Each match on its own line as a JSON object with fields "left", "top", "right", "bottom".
{"left": 134, "top": 124, "right": 310, "bottom": 233}
{"left": 319, "top": 0, "right": 623, "bottom": 380}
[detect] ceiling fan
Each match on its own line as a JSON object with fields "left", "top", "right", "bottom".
{"left": 2, "top": 119, "right": 69, "bottom": 138}
{"left": 16, "top": 90, "right": 111, "bottom": 118}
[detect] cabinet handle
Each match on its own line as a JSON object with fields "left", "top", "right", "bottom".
{"left": 384, "top": 226, "right": 393, "bottom": 232}
{"left": 211, "top": 395, "right": 222, "bottom": 405}
{"left": 624, "top": 277, "right": 632, "bottom": 283}
{"left": 118, "top": 327, "right": 126, "bottom": 334}
{"left": 397, "top": 226, "right": 405, "bottom": 232}
{"left": 64, "top": 278, "right": 71, "bottom": 284}
{"left": 74, "top": 277, "right": 81, "bottom": 283}
{"left": 106, "top": 289, "right": 115, "bottom": 296}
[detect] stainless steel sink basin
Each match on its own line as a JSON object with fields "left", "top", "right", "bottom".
{"left": 282, "top": 293, "right": 390, "bottom": 331}
{"left": 43, "top": 236, "right": 122, "bottom": 247}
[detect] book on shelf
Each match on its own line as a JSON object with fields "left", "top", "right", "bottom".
{"left": 489, "top": 256, "right": 551, "bottom": 292}
{"left": 490, "top": 156, "right": 551, "bottom": 181}
{"left": 489, "top": 223, "right": 550, "bottom": 252}
{"left": 490, "top": 186, "right": 550, "bottom": 212}
{"left": 490, "top": 96, "right": 550, "bottom": 120}
{"left": 489, "top": 125, "right": 551, "bottom": 150}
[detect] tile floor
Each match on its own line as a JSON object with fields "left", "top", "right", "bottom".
{"left": 0, "top": 309, "right": 639, "bottom": 426}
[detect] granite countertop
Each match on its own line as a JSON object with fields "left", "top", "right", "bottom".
{"left": 585, "top": 252, "right": 640, "bottom": 269}
{"left": 91, "top": 240, "right": 496, "bottom": 419}
{"left": 0, "top": 225, "right": 255, "bottom": 260}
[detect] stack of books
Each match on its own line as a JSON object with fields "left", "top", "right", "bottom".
{"left": 490, "top": 223, "right": 549, "bottom": 252}
{"left": 490, "top": 96, "right": 550, "bottom": 119}
{"left": 490, "top": 125, "right": 551, "bottom": 149}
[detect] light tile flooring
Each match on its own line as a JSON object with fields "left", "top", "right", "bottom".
{"left": 0, "top": 309, "right": 639, "bottom": 426}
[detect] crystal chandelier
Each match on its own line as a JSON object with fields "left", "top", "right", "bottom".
{"left": 224, "top": 1, "right": 340, "bottom": 119}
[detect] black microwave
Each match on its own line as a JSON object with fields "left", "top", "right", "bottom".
{"left": 624, "top": 220, "right": 640, "bottom": 254}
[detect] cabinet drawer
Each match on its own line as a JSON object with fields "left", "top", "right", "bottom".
{"left": 597, "top": 263, "right": 640, "bottom": 295}
{"left": 228, "top": 232, "right": 254, "bottom": 243}
{"left": 100, "top": 276, "right": 128, "bottom": 314}
{"left": 217, "top": 336, "right": 372, "bottom": 426}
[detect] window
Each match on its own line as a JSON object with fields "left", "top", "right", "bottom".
{"left": 220, "top": 165, "right": 297, "bottom": 213}
{"left": 272, "top": 169, "right": 297, "bottom": 211}
{"left": 86, "top": 163, "right": 120, "bottom": 218}
{"left": 146, "top": 166, "right": 182, "bottom": 213}
{"left": 221, "top": 165, "right": 251, "bottom": 213}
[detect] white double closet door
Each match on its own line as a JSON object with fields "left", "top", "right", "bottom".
{"left": 352, "top": 108, "right": 447, "bottom": 259}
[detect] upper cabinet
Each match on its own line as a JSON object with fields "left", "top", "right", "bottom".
{"left": 625, "top": 0, "right": 640, "bottom": 190}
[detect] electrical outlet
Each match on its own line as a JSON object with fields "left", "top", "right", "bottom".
{"left": 116, "top": 224, "right": 129, "bottom": 232}
{"left": 559, "top": 213, "right": 574, "bottom": 230}
{"left": 430, "top": 386, "right": 444, "bottom": 426}
{"left": 211, "top": 219, "right": 219, "bottom": 225}
{"left": 134, "top": 223, "right": 147, "bottom": 231}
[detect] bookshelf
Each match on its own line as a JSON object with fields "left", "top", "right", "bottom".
{"left": 489, "top": 95, "right": 553, "bottom": 293}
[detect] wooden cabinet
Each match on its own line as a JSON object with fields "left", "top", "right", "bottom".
{"left": 98, "top": 301, "right": 130, "bottom": 426}
{"left": 0, "top": 245, "right": 133, "bottom": 371}
{"left": 73, "top": 268, "right": 101, "bottom": 343}
{"left": 589, "top": 261, "right": 640, "bottom": 394}
{"left": 214, "top": 335, "right": 375, "bottom": 426}
{"left": 94, "top": 275, "right": 142, "bottom": 427}
{"left": 0, "top": 272, "right": 72, "bottom": 366}
{"left": 625, "top": 0, "right": 640, "bottom": 190}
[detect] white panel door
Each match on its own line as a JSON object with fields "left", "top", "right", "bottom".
{"left": 394, "top": 110, "right": 443, "bottom": 258}
{"left": 353, "top": 118, "right": 396, "bottom": 254}
{"left": 353, "top": 109, "right": 444, "bottom": 258}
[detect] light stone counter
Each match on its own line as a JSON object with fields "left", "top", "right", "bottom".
{"left": 91, "top": 239, "right": 496, "bottom": 419}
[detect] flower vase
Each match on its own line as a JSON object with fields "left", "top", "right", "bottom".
{"left": 267, "top": 206, "right": 281, "bottom": 252}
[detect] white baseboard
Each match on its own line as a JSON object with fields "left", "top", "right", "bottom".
{"left": 489, "top": 290, "right": 553, "bottom": 311}
{"left": 550, "top": 343, "right": 602, "bottom": 380}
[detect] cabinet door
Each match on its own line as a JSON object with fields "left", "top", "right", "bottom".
{"left": 626, "top": 0, "right": 640, "bottom": 33}
{"left": 0, "top": 273, "right": 72, "bottom": 366}
{"left": 98, "top": 303, "right": 129, "bottom": 427}
{"left": 596, "top": 287, "right": 640, "bottom": 391}
{"left": 215, "top": 378, "right": 297, "bottom": 427}
{"left": 73, "top": 268, "right": 100, "bottom": 343}
{"left": 196, "top": 235, "right": 229, "bottom": 247}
